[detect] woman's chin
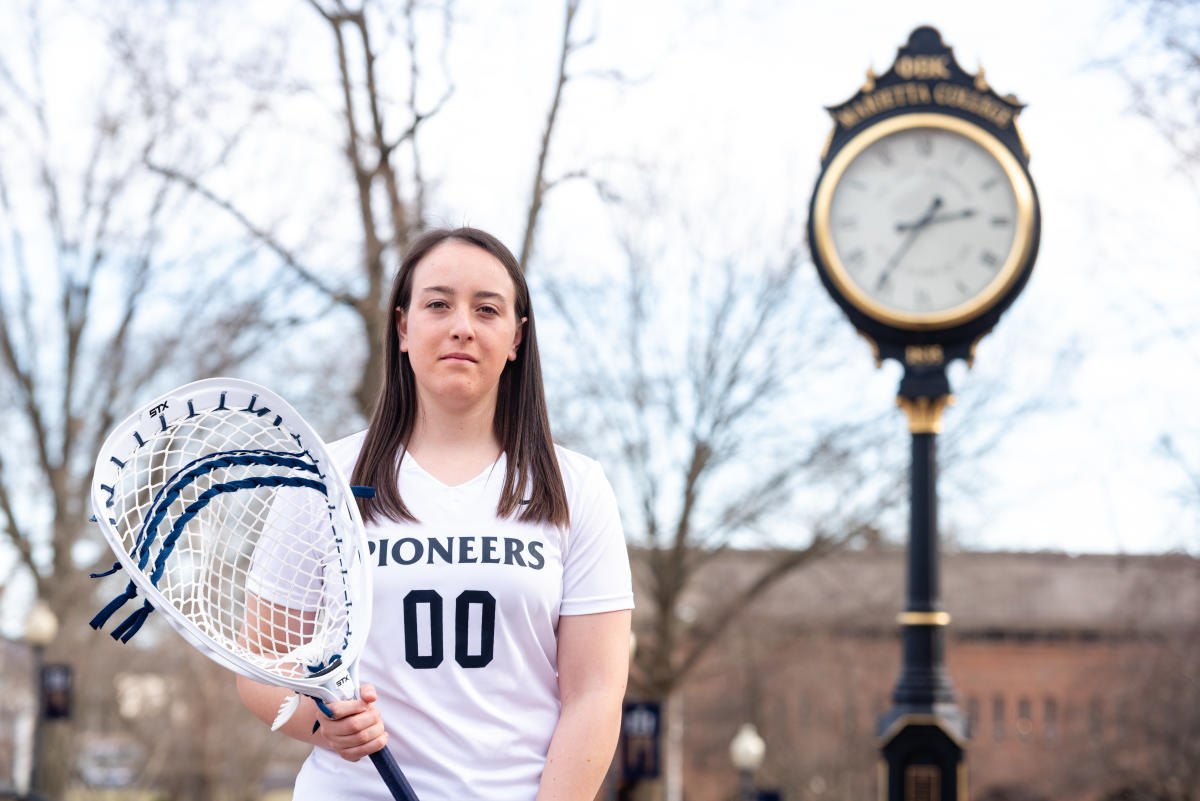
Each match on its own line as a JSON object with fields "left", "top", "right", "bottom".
{"left": 420, "top": 378, "right": 496, "bottom": 411}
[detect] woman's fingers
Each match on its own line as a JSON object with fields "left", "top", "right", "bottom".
{"left": 320, "top": 684, "right": 388, "bottom": 761}
{"left": 325, "top": 721, "right": 388, "bottom": 761}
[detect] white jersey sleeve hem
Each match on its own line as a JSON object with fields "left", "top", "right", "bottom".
{"left": 559, "top": 592, "right": 635, "bottom": 616}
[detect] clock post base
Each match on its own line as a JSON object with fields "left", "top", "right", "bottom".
{"left": 877, "top": 713, "right": 967, "bottom": 801}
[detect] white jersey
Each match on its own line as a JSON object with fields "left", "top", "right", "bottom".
{"left": 291, "top": 432, "right": 634, "bottom": 801}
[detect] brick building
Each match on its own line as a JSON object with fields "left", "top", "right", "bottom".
{"left": 623, "top": 550, "right": 1199, "bottom": 801}
{"left": 2, "top": 549, "right": 1195, "bottom": 799}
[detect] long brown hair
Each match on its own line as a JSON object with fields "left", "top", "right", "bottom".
{"left": 351, "top": 227, "right": 568, "bottom": 528}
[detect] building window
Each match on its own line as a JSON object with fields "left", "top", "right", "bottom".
{"left": 992, "top": 695, "right": 1005, "bottom": 741}
{"left": 1043, "top": 697, "right": 1058, "bottom": 741}
{"left": 965, "top": 696, "right": 980, "bottom": 739}
{"left": 1016, "top": 697, "right": 1033, "bottom": 739}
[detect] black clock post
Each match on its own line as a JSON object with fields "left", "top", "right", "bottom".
{"left": 878, "top": 355, "right": 967, "bottom": 801}
{"left": 804, "top": 27, "right": 1041, "bottom": 801}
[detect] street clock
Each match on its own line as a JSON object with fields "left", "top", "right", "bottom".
{"left": 808, "top": 26, "right": 1041, "bottom": 375}
{"left": 811, "top": 112, "right": 1037, "bottom": 330}
{"left": 804, "top": 27, "right": 1043, "bottom": 801}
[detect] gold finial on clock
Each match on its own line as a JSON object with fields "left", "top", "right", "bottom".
{"left": 974, "top": 65, "right": 989, "bottom": 92}
{"left": 861, "top": 67, "right": 877, "bottom": 93}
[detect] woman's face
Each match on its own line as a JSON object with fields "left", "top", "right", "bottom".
{"left": 398, "top": 240, "right": 525, "bottom": 413}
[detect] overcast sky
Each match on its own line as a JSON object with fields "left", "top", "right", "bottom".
{"left": 419, "top": 0, "right": 1200, "bottom": 555}
{"left": 4, "top": 0, "right": 1197, "bottom": 566}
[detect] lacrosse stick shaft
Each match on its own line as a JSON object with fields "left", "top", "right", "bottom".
{"left": 370, "top": 746, "right": 421, "bottom": 801}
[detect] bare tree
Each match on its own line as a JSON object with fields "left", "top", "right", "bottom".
{"left": 537, "top": 184, "right": 910, "bottom": 797}
{"left": 1118, "top": 0, "right": 1200, "bottom": 172}
{"left": 1056, "top": 561, "right": 1200, "bottom": 801}
{"left": 137, "top": 0, "right": 600, "bottom": 417}
{"left": 1112, "top": 0, "right": 1200, "bottom": 544}
{"left": 537, "top": 159, "right": 1075, "bottom": 795}
{"left": 1161, "top": 434, "right": 1200, "bottom": 523}
{"left": 68, "top": 633, "right": 307, "bottom": 801}
{"left": 0, "top": 0, "right": 623, "bottom": 795}
{"left": 1107, "top": 634, "right": 1200, "bottom": 801}
{"left": 0, "top": 1, "right": 327, "bottom": 795}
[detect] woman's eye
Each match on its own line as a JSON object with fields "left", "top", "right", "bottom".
{"left": 426, "top": 300, "right": 449, "bottom": 310}
{"left": 478, "top": 305, "right": 499, "bottom": 316}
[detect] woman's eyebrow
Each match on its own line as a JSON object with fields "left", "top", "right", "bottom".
{"left": 418, "top": 286, "right": 508, "bottom": 303}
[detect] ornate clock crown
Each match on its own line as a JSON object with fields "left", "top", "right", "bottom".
{"left": 806, "top": 25, "right": 1041, "bottom": 370}
{"left": 821, "top": 25, "right": 1029, "bottom": 165}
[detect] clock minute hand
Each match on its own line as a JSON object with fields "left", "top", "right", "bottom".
{"left": 895, "top": 207, "right": 977, "bottom": 232}
{"left": 876, "top": 196, "right": 943, "bottom": 291}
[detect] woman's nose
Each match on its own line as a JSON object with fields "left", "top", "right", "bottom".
{"left": 450, "top": 309, "right": 474, "bottom": 341}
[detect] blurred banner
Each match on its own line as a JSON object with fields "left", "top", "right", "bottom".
{"left": 621, "top": 700, "right": 661, "bottom": 782}
{"left": 41, "top": 664, "right": 72, "bottom": 720}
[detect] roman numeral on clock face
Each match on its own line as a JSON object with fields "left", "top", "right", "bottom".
{"left": 819, "top": 117, "right": 1031, "bottom": 322}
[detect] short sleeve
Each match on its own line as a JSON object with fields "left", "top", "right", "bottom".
{"left": 559, "top": 459, "right": 634, "bottom": 616}
{"left": 245, "top": 485, "right": 332, "bottom": 612}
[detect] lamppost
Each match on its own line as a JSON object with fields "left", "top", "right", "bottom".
{"left": 24, "top": 600, "right": 58, "bottom": 801}
{"left": 728, "top": 723, "right": 764, "bottom": 801}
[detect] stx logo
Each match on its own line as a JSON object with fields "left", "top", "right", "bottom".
{"left": 148, "top": 401, "right": 169, "bottom": 417}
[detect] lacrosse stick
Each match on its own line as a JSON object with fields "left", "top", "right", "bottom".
{"left": 88, "top": 377, "right": 419, "bottom": 801}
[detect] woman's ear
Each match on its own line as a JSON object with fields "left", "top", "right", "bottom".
{"left": 508, "top": 316, "right": 527, "bottom": 361}
{"left": 396, "top": 306, "right": 408, "bottom": 352}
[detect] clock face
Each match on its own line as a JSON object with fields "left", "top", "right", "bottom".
{"left": 812, "top": 113, "right": 1036, "bottom": 329}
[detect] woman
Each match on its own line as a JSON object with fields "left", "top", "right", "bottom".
{"left": 238, "top": 227, "right": 634, "bottom": 801}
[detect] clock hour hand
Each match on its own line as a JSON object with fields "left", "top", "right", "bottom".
{"left": 895, "top": 207, "right": 976, "bottom": 232}
{"left": 876, "top": 196, "right": 943, "bottom": 291}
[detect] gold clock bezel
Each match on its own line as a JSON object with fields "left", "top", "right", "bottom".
{"left": 812, "top": 112, "right": 1037, "bottom": 330}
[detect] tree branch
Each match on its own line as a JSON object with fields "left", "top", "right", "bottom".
{"left": 0, "top": 452, "right": 40, "bottom": 584}
{"left": 0, "top": 286, "right": 58, "bottom": 489}
{"left": 671, "top": 535, "right": 843, "bottom": 686}
{"left": 518, "top": 0, "right": 581, "bottom": 271}
{"left": 143, "top": 161, "right": 355, "bottom": 305}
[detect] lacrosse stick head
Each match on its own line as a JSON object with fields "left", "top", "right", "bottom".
{"left": 89, "top": 378, "right": 372, "bottom": 705}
